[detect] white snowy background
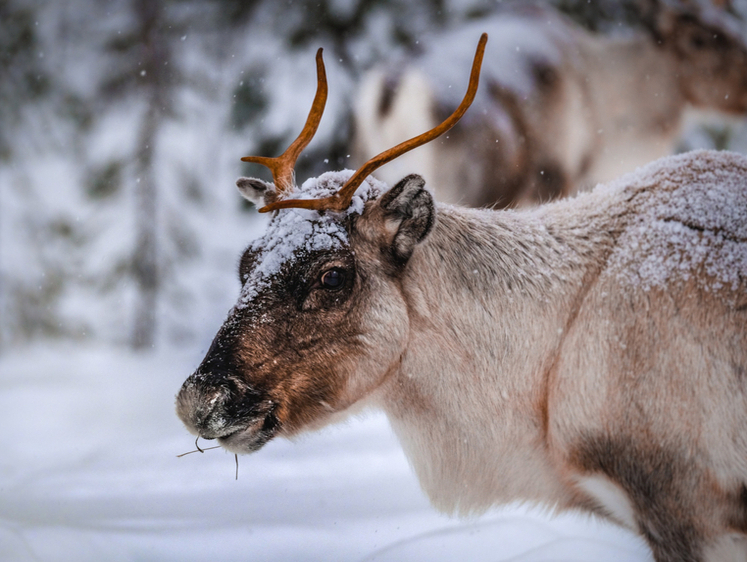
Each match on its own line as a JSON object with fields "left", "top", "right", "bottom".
{"left": 2, "top": 0, "right": 746, "bottom": 560}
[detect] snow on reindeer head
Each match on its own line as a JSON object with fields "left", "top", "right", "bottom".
{"left": 175, "top": 34, "right": 487, "bottom": 454}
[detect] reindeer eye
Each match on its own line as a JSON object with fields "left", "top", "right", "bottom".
{"left": 320, "top": 268, "right": 345, "bottom": 290}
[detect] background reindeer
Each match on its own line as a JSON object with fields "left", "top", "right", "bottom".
{"left": 352, "top": 1, "right": 747, "bottom": 208}
{"left": 177, "top": 39, "right": 747, "bottom": 562}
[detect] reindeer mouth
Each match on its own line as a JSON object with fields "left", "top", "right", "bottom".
{"left": 216, "top": 408, "right": 280, "bottom": 454}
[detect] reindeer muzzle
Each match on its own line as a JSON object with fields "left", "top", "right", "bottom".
{"left": 176, "top": 370, "right": 278, "bottom": 453}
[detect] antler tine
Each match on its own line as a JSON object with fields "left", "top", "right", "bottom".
{"left": 259, "top": 33, "right": 488, "bottom": 214}
{"left": 241, "top": 48, "right": 328, "bottom": 192}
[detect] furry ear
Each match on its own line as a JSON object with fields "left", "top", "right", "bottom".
{"left": 236, "top": 177, "right": 277, "bottom": 207}
{"left": 379, "top": 174, "right": 435, "bottom": 266}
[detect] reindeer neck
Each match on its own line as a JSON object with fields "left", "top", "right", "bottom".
{"left": 379, "top": 195, "right": 619, "bottom": 514}
{"left": 405, "top": 199, "right": 617, "bottom": 343}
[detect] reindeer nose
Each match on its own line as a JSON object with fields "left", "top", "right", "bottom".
{"left": 176, "top": 372, "right": 233, "bottom": 439}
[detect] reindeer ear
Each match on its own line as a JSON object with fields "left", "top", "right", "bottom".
{"left": 236, "top": 177, "right": 277, "bottom": 207}
{"left": 378, "top": 174, "right": 435, "bottom": 265}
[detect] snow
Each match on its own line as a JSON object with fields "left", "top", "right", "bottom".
{"left": 602, "top": 150, "right": 747, "bottom": 292}
{"left": 0, "top": 344, "right": 654, "bottom": 562}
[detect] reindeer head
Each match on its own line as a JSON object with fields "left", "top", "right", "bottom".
{"left": 175, "top": 35, "right": 487, "bottom": 454}
{"left": 646, "top": 0, "right": 747, "bottom": 113}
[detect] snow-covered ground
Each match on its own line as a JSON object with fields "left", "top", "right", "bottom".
{"left": 0, "top": 344, "right": 654, "bottom": 561}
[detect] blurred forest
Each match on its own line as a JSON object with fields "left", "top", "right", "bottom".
{"left": 1, "top": 0, "right": 746, "bottom": 352}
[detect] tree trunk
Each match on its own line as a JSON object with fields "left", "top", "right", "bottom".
{"left": 132, "top": 104, "right": 159, "bottom": 349}
{"left": 131, "top": 0, "right": 167, "bottom": 350}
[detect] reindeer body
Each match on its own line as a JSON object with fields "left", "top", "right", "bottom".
{"left": 371, "top": 151, "right": 747, "bottom": 561}
{"left": 178, "top": 149, "right": 747, "bottom": 562}
{"left": 353, "top": 5, "right": 747, "bottom": 208}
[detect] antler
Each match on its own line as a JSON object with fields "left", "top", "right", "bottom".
{"left": 241, "top": 48, "right": 328, "bottom": 193}
{"left": 259, "top": 32, "right": 488, "bottom": 214}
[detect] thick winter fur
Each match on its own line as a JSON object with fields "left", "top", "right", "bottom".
{"left": 177, "top": 150, "right": 747, "bottom": 562}
{"left": 353, "top": 4, "right": 747, "bottom": 208}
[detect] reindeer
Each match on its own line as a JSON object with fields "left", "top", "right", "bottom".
{"left": 177, "top": 36, "right": 747, "bottom": 562}
{"left": 352, "top": 2, "right": 747, "bottom": 208}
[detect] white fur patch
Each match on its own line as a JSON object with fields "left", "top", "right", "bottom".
{"left": 574, "top": 474, "right": 637, "bottom": 531}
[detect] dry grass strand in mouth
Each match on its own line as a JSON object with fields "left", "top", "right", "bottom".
{"left": 176, "top": 437, "right": 240, "bottom": 480}
{"left": 176, "top": 445, "right": 222, "bottom": 457}
{"left": 176, "top": 436, "right": 221, "bottom": 457}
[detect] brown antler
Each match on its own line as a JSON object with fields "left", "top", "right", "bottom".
{"left": 241, "top": 48, "right": 328, "bottom": 193}
{"left": 259, "top": 32, "right": 488, "bottom": 214}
